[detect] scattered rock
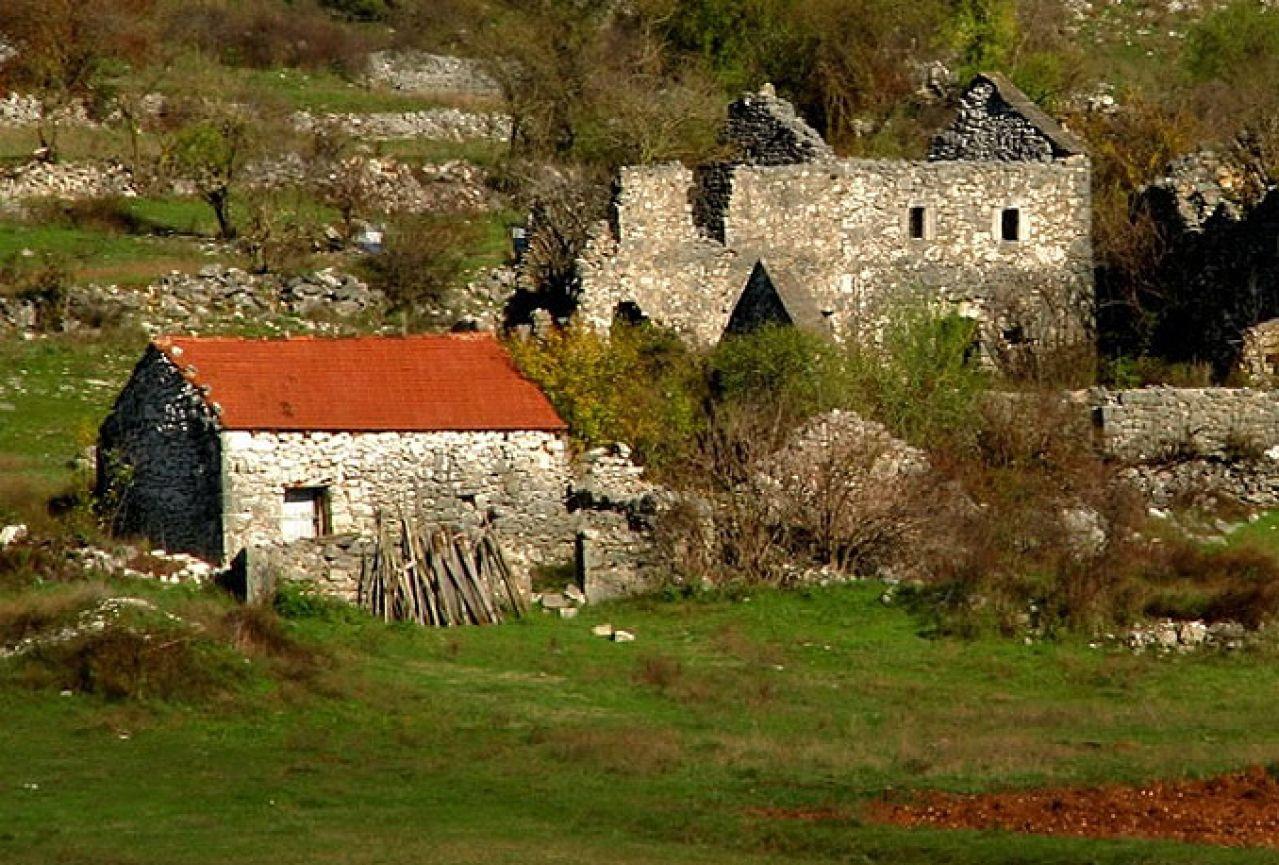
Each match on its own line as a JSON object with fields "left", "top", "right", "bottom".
{"left": 612, "top": 629, "right": 636, "bottom": 643}
{"left": 0, "top": 524, "right": 28, "bottom": 547}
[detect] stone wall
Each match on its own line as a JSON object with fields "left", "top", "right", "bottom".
{"left": 0, "top": 266, "right": 385, "bottom": 335}
{"left": 930, "top": 78, "right": 1059, "bottom": 162}
{"left": 294, "top": 108, "right": 511, "bottom": 143}
{"left": 364, "top": 51, "right": 500, "bottom": 96}
{"left": 579, "top": 156, "right": 1093, "bottom": 349}
{"left": 1092, "top": 387, "right": 1279, "bottom": 461}
{"left": 723, "top": 84, "right": 834, "bottom": 165}
{"left": 568, "top": 445, "right": 671, "bottom": 602}
{"left": 97, "top": 348, "right": 224, "bottom": 561}
{"left": 219, "top": 429, "right": 575, "bottom": 580}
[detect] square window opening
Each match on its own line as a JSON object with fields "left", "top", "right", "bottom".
{"left": 282, "top": 486, "right": 330, "bottom": 541}
{"left": 908, "top": 206, "right": 927, "bottom": 240}
{"left": 1001, "top": 208, "right": 1022, "bottom": 242}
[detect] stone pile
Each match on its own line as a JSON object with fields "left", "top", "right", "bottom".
{"left": 0, "top": 266, "right": 385, "bottom": 335}
{"left": 313, "top": 157, "right": 494, "bottom": 214}
{"left": 534, "top": 583, "right": 587, "bottom": 618}
{"left": 364, "top": 51, "right": 501, "bottom": 96}
{"left": 294, "top": 108, "right": 511, "bottom": 143}
{"left": 71, "top": 545, "right": 219, "bottom": 585}
{"left": 0, "top": 159, "right": 136, "bottom": 203}
{"left": 1117, "top": 619, "right": 1251, "bottom": 653}
{"left": 0, "top": 92, "right": 92, "bottom": 128}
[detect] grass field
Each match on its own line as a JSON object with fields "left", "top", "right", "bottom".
{"left": 2, "top": 582, "right": 1279, "bottom": 864}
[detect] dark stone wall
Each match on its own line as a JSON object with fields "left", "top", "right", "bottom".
{"left": 1123, "top": 187, "right": 1279, "bottom": 375}
{"left": 97, "top": 347, "right": 224, "bottom": 560}
{"left": 929, "top": 81, "right": 1056, "bottom": 162}
{"left": 691, "top": 163, "right": 736, "bottom": 242}
{"left": 723, "top": 86, "right": 835, "bottom": 166}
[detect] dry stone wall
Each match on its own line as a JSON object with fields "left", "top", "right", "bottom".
{"left": 294, "top": 108, "right": 510, "bottom": 142}
{"left": 364, "top": 51, "right": 500, "bottom": 96}
{"left": 1092, "top": 387, "right": 1279, "bottom": 461}
{"left": 97, "top": 348, "right": 224, "bottom": 561}
{"left": 579, "top": 157, "right": 1093, "bottom": 349}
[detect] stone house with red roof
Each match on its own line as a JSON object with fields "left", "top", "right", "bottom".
{"left": 96, "top": 334, "right": 618, "bottom": 599}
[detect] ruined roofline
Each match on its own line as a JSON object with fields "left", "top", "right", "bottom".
{"left": 969, "top": 72, "right": 1087, "bottom": 157}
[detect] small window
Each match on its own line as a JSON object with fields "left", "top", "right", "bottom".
{"left": 908, "top": 206, "right": 927, "bottom": 240}
{"left": 282, "top": 487, "right": 329, "bottom": 541}
{"left": 1001, "top": 208, "right": 1022, "bottom": 242}
{"left": 1003, "top": 325, "right": 1027, "bottom": 345}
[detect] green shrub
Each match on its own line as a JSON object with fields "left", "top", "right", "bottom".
{"left": 507, "top": 321, "right": 707, "bottom": 469}
{"left": 710, "top": 325, "right": 851, "bottom": 423}
{"left": 1184, "top": 1, "right": 1279, "bottom": 85}
{"left": 845, "top": 308, "right": 988, "bottom": 450}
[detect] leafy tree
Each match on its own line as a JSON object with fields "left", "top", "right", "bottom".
{"left": 162, "top": 106, "right": 258, "bottom": 240}
{"left": 508, "top": 321, "right": 707, "bottom": 469}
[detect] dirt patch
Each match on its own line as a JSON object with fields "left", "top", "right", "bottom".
{"left": 868, "top": 766, "right": 1279, "bottom": 849}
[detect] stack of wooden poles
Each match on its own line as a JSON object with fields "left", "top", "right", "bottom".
{"left": 359, "top": 515, "right": 525, "bottom": 626}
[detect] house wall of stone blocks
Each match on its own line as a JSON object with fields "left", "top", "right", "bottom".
{"left": 219, "top": 428, "right": 576, "bottom": 590}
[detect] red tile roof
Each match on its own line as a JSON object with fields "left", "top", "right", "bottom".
{"left": 153, "top": 334, "right": 567, "bottom": 433}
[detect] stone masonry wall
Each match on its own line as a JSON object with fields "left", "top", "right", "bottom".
{"left": 929, "top": 79, "right": 1058, "bottom": 162}
{"left": 219, "top": 429, "right": 574, "bottom": 595}
{"left": 1092, "top": 387, "right": 1279, "bottom": 462}
{"left": 97, "top": 349, "right": 224, "bottom": 561}
{"left": 579, "top": 157, "right": 1093, "bottom": 349}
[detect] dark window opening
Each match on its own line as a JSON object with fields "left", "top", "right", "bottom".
{"left": 908, "top": 206, "right": 926, "bottom": 239}
{"left": 1266, "top": 352, "right": 1279, "bottom": 372}
{"left": 613, "top": 301, "right": 648, "bottom": 327}
{"left": 1001, "top": 208, "right": 1021, "bottom": 242}
{"left": 1003, "top": 326, "right": 1027, "bottom": 345}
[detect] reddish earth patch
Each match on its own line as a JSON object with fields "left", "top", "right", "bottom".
{"left": 868, "top": 766, "right": 1279, "bottom": 849}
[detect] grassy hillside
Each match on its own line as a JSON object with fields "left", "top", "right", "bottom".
{"left": 2, "top": 582, "right": 1279, "bottom": 864}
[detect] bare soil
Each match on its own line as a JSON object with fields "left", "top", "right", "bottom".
{"left": 867, "top": 766, "right": 1279, "bottom": 849}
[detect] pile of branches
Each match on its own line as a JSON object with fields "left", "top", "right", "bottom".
{"left": 359, "top": 516, "right": 525, "bottom": 627}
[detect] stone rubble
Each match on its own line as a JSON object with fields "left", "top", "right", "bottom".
{"left": 0, "top": 596, "right": 190, "bottom": 660}
{"left": 1116, "top": 618, "right": 1252, "bottom": 653}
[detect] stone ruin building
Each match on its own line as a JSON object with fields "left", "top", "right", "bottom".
{"left": 577, "top": 73, "right": 1094, "bottom": 357}
{"left": 97, "top": 334, "right": 662, "bottom": 602}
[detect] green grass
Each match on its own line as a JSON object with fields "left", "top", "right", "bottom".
{"left": 0, "top": 334, "right": 143, "bottom": 520}
{"left": 2, "top": 582, "right": 1279, "bottom": 863}
{"left": 1224, "top": 510, "right": 1279, "bottom": 557}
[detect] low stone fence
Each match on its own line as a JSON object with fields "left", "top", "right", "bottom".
{"left": 1091, "top": 387, "right": 1279, "bottom": 462}
{"left": 0, "top": 266, "right": 384, "bottom": 334}
{"left": 294, "top": 108, "right": 511, "bottom": 143}
{"left": 364, "top": 51, "right": 501, "bottom": 96}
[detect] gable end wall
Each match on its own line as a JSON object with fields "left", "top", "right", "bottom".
{"left": 97, "top": 347, "right": 224, "bottom": 560}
